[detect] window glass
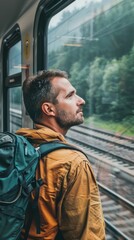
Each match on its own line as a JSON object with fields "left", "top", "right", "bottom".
{"left": 9, "top": 87, "right": 22, "bottom": 132}
{"left": 48, "top": 0, "right": 134, "bottom": 238}
{"left": 8, "top": 41, "right": 21, "bottom": 75}
{"left": 48, "top": 0, "right": 134, "bottom": 136}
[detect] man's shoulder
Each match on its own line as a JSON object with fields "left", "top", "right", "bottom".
{"left": 46, "top": 143, "right": 88, "bottom": 164}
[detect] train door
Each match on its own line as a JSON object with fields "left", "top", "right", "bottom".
{"left": 2, "top": 25, "right": 22, "bottom": 132}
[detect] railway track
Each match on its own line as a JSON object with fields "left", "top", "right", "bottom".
{"left": 66, "top": 125, "right": 134, "bottom": 240}
{"left": 67, "top": 125, "right": 134, "bottom": 165}
{"left": 80, "top": 124, "right": 134, "bottom": 145}
{"left": 99, "top": 183, "right": 134, "bottom": 240}
{"left": 67, "top": 125, "right": 134, "bottom": 184}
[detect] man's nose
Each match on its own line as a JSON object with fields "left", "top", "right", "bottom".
{"left": 77, "top": 95, "right": 85, "bottom": 105}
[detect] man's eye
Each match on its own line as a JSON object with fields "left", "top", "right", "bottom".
{"left": 67, "top": 91, "right": 75, "bottom": 98}
{"left": 68, "top": 93, "right": 73, "bottom": 97}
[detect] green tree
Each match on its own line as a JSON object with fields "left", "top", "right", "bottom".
{"left": 119, "top": 46, "right": 134, "bottom": 119}
{"left": 70, "top": 62, "right": 90, "bottom": 117}
{"left": 88, "top": 57, "right": 107, "bottom": 116}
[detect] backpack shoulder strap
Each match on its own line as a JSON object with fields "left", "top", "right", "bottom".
{"left": 38, "top": 140, "right": 87, "bottom": 158}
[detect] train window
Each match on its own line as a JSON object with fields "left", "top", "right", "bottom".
{"left": 47, "top": 0, "right": 134, "bottom": 238}
{"left": 8, "top": 41, "right": 21, "bottom": 76}
{"left": 8, "top": 87, "right": 22, "bottom": 132}
{"left": 2, "top": 25, "right": 22, "bottom": 132}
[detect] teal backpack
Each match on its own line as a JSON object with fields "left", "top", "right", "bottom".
{"left": 0, "top": 132, "right": 80, "bottom": 240}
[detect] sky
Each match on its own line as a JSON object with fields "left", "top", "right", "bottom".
{"left": 49, "top": 0, "right": 102, "bottom": 28}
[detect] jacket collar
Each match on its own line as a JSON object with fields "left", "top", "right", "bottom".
{"left": 16, "top": 124, "right": 67, "bottom": 144}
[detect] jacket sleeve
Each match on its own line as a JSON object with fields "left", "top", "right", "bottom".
{"left": 57, "top": 154, "right": 105, "bottom": 240}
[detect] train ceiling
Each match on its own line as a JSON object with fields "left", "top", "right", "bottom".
{"left": 0, "top": 0, "right": 36, "bottom": 38}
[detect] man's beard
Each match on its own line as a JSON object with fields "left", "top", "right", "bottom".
{"left": 55, "top": 109, "right": 84, "bottom": 130}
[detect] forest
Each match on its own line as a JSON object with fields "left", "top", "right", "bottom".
{"left": 48, "top": 0, "right": 134, "bottom": 131}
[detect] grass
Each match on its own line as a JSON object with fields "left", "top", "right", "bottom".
{"left": 84, "top": 115, "right": 134, "bottom": 138}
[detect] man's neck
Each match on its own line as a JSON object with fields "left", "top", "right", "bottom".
{"left": 36, "top": 120, "right": 68, "bottom": 136}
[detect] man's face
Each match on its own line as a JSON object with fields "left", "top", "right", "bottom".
{"left": 52, "top": 77, "right": 85, "bottom": 130}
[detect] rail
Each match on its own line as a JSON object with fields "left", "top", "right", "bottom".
{"left": 98, "top": 182, "right": 134, "bottom": 212}
{"left": 105, "top": 220, "right": 131, "bottom": 240}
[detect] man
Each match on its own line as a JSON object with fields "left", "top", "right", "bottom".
{"left": 17, "top": 69, "right": 105, "bottom": 240}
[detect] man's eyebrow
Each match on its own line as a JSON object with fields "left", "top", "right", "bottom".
{"left": 66, "top": 89, "right": 76, "bottom": 97}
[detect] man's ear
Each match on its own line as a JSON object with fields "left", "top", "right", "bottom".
{"left": 41, "top": 102, "right": 55, "bottom": 116}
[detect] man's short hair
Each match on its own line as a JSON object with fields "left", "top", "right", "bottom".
{"left": 23, "top": 69, "right": 68, "bottom": 122}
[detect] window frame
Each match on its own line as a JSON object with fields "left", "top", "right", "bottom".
{"left": 34, "top": 0, "right": 75, "bottom": 72}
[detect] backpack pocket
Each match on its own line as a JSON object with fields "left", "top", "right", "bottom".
{"left": 0, "top": 205, "right": 25, "bottom": 240}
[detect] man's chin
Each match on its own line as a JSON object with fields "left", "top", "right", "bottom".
{"left": 75, "top": 117, "right": 84, "bottom": 125}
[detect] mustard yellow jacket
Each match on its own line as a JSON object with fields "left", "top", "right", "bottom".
{"left": 17, "top": 124, "right": 105, "bottom": 240}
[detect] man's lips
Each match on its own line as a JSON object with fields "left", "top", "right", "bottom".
{"left": 77, "top": 109, "right": 83, "bottom": 114}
